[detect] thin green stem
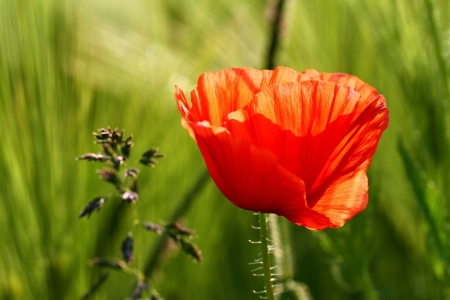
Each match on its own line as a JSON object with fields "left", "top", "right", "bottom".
{"left": 424, "top": 0, "right": 450, "bottom": 101}
{"left": 259, "top": 212, "right": 276, "bottom": 300}
{"left": 130, "top": 203, "right": 141, "bottom": 268}
{"left": 265, "top": 0, "right": 287, "bottom": 70}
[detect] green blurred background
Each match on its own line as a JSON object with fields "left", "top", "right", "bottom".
{"left": 0, "top": 0, "right": 449, "bottom": 299}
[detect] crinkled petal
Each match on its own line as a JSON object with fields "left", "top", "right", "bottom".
{"left": 188, "top": 67, "right": 310, "bottom": 126}
{"left": 229, "top": 80, "right": 364, "bottom": 189}
{"left": 240, "top": 80, "right": 363, "bottom": 136}
{"left": 225, "top": 114, "right": 305, "bottom": 187}
{"left": 227, "top": 80, "right": 388, "bottom": 227}
{"left": 303, "top": 70, "right": 380, "bottom": 101}
{"left": 175, "top": 69, "right": 389, "bottom": 229}
{"left": 193, "top": 121, "right": 305, "bottom": 212}
{"left": 309, "top": 164, "right": 369, "bottom": 228}
{"left": 192, "top": 121, "right": 332, "bottom": 229}
{"left": 175, "top": 85, "right": 196, "bottom": 139}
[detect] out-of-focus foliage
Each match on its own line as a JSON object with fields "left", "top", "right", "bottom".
{"left": 0, "top": 0, "right": 448, "bottom": 299}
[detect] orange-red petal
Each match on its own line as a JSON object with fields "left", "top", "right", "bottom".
{"left": 226, "top": 80, "right": 388, "bottom": 227}
{"left": 192, "top": 121, "right": 305, "bottom": 212}
{"left": 175, "top": 85, "right": 196, "bottom": 139}
{"left": 188, "top": 67, "right": 310, "bottom": 126}
{"left": 191, "top": 121, "right": 333, "bottom": 229}
{"left": 175, "top": 68, "right": 389, "bottom": 230}
{"left": 308, "top": 163, "right": 369, "bottom": 227}
{"left": 303, "top": 70, "right": 380, "bottom": 101}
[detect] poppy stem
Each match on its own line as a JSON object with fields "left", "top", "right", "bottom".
{"left": 259, "top": 212, "right": 276, "bottom": 300}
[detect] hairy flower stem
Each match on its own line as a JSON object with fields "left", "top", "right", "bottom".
{"left": 259, "top": 212, "right": 276, "bottom": 300}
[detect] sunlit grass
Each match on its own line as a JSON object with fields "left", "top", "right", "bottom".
{"left": 0, "top": 0, "right": 449, "bottom": 299}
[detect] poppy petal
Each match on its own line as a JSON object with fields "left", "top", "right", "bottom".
{"left": 225, "top": 114, "right": 305, "bottom": 188}
{"left": 174, "top": 85, "right": 191, "bottom": 121}
{"left": 228, "top": 80, "right": 364, "bottom": 189}
{"left": 175, "top": 85, "right": 196, "bottom": 139}
{"left": 175, "top": 68, "right": 389, "bottom": 229}
{"left": 306, "top": 101, "right": 388, "bottom": 224}
{"left": 192, "top": 121, "right": 333, "bottom": 229}
{"left": 241, "top": 80, "right": 361, "bottom": 136}
{"left": 227, "top": 80, "right": 388, "bottom": 226}
{"left": 307, "top": 161, "right": 369, "bottom": 228}
{"left": 192, "top": 121, "right": 304, "bottom": 212}
{"left": 188, "top": 67, "right": 310, "bottom": 126}
{"left": 303, "top": 70, "right": 380, "bottom": 101}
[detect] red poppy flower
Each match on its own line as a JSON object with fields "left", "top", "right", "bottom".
{"left": 175, "top": 66, "right": 388, "bottom": 230}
